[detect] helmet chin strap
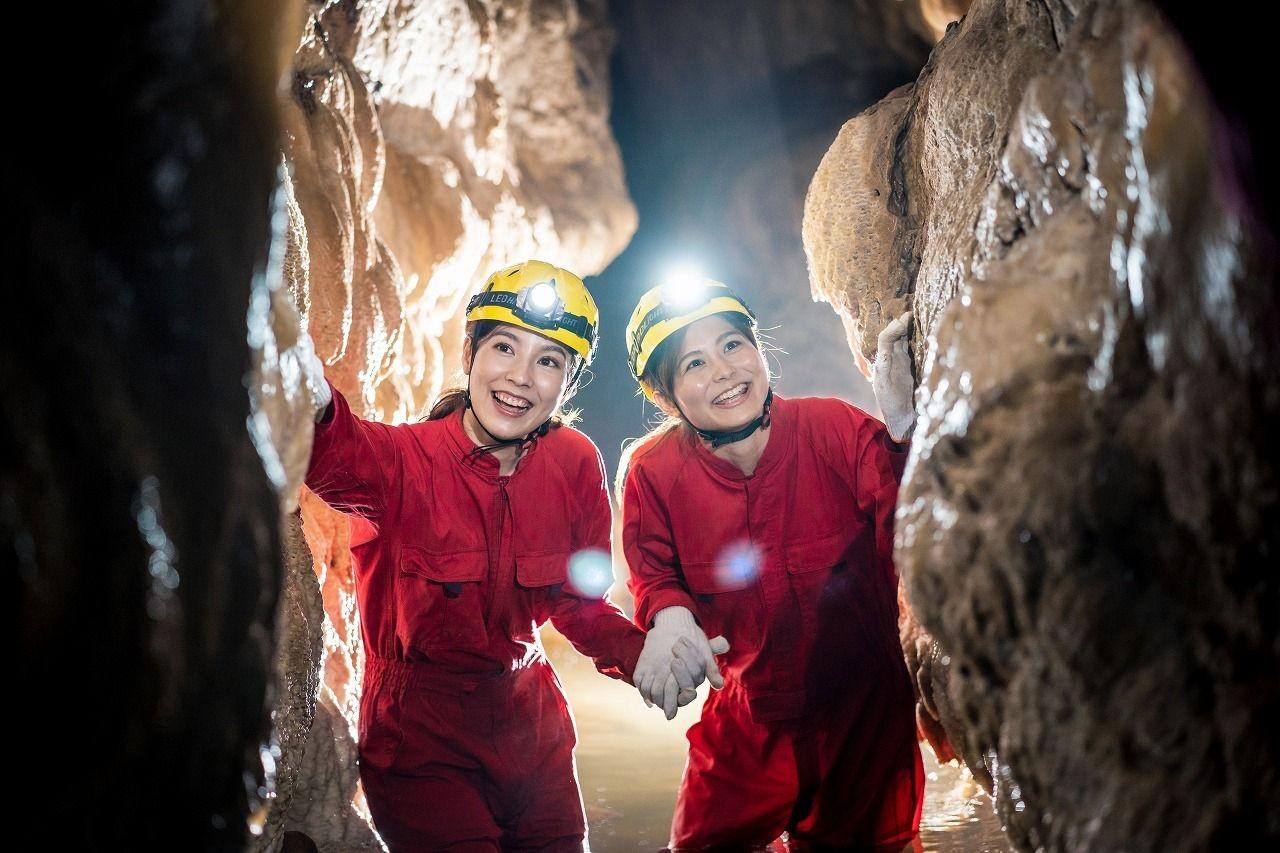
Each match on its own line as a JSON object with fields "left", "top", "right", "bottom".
{"left": 683, "top": 388, "right": 774, "bottom": 449}
{"left": 463, "top": 380, "right": 552, "bottom": 455}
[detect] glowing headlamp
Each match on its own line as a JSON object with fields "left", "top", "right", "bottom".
{"left": 658, "top": 268, "right": 709, "bottom": 309}
{"left": 515, "top": 279, "right": 565, "bottom": 325}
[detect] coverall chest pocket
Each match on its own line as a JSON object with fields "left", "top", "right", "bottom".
{"left": 515, "top": 551, "right": 569, "bottom": 590}
{"left": 785, "top": 532, "right": 852, "bottom": 640}
{"left": 679, "top": 558, "right": 762, "bottom": 651}
{"left": 397, "top": 545, "right": 490, "bottom": 653}
{"left": 513, "top": 550, "right": 570, "bottom": 626}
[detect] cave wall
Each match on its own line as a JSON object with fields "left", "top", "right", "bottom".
{"left": 804, "top": 0, "right": 1279, "bottom": 849}
{"left": 11, "top": 0, "right": 638, "bottom": 847}
{"left": 10, "top": 1, "right": 302, "bottom": 847}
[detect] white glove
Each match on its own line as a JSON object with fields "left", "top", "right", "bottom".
{"left": 299, "top": 335, "right": 332, "bottom": 423}
{"left": 871, "top": 311, "right": 915, "bottom": 442}
{"left": 670, "top": 632, "right": 730, "bottom": 695}
{"left": 634, "top": 607, "right": 727, "bottom": 720}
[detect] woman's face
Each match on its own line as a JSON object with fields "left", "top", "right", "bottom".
{"left": 662, "top": 314, "right": 768, "bottom": 433}
{"left": 464, "top": 323, "right": 573, "bottom": 440}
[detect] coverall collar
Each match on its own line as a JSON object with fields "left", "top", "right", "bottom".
{"left": 442, "top": 407, "right": 539, "bottom": 482}
{"left": 682, "top": 394, "right": 794, "bottom": 482}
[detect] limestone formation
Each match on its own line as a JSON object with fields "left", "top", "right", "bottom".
{"left": 805, "top": 0, "right": 1279, "bottom": 849}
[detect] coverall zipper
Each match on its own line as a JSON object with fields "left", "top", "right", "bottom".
{"left": 487, "top": 475, "right": 513, "bottom": 631}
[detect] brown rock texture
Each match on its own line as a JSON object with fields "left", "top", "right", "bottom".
{"left": 259, "top": 1, "right": 639, "bottom": 846}
{"left": 10, "top": 0, "right": 302, "bottom": 847}
{"left": 805, "top": 0, "right": 1279, "bottom": 849}
{"left": 284, "top": 0, "right": 635, "bottom": 425}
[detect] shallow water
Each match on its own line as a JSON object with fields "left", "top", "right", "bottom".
{"left": 547, "top": 631, "right": 1009, "bottom": 852}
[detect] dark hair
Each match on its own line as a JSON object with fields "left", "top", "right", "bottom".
{"left": 426, "top": 319, "right": 583, "bottom": 427}
{"left": 615, "top": 311, "right": 765, "bottom": 499}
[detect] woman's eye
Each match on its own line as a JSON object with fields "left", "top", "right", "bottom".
{"left": 539, "top": 356, "right": 562, "bottom": 369}
{"left": 725, "top": 340, "right": 741, "bottom": 352}
{"left": 495, "top": 342, "right": 514, "bottom": 354}
{"left": 684, "top": 358, "right": 703, "bottom": 372}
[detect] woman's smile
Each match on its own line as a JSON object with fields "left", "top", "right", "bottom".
{"left": 711, "top": 382, "right": 750, "bottom": 408}
{"left": 491, "top": 389, "right": 533, "bottom": 417}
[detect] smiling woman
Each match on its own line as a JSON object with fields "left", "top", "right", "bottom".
{"left": 427, "top": 320, "right": 579, "bottom": 474}
{"left": 297, "top": 260, "right": 657, "bottom": 850}
{"left": 617, "top": 277, "right": 924, "bottom": 850}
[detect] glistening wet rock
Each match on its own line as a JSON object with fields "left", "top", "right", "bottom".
{"left": 10, "top": 0, "right": 300, "bottom": 846}
{"left": 804, "top": 0, "right": 1279, "bottom": 849}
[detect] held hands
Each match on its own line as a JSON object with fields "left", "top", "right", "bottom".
{"left": 634, "top": 606, "right": 729, "bottom": 720}
{"left": 871, "top": 311, "right": 916, "bottom": 443}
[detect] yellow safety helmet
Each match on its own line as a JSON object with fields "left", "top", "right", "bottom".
{"left": 625, "top": 278, "right": 757, "bottom": 400}
{"left": 465, "top": 260, "right": 599, "bottom": 363}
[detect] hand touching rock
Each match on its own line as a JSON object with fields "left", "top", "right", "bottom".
{"left": 871, "top": 311, "right": 915, "bottom": 442}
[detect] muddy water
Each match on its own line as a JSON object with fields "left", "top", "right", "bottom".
{"left": 545, "top": 630, "right": 1009, "bottom": 852}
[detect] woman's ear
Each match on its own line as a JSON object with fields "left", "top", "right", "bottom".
{"left": 650, "top": 387, "right": 681, "bottom": 420}
{"left": 462, "top": 336, "right": 474, "bottom": 375}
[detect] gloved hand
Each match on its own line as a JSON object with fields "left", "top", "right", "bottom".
{"left": 871, "top": 311, "right": 915, "bottom": 442}
{"left": 299, "top": 335, "right": 333, "bottom": 423}
{"left": 670, "top": 632, "right": 730, "bottom": 696}
{"left": 634, "top": 607, "right": 727, "bottom": 720}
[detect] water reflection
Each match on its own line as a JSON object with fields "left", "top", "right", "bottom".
{"left": 546, "top": 629, "right": 1009, "bottom": 851}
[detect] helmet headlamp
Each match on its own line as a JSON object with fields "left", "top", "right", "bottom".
{"left": 520, "top": 280, "right": 563, "bottom": 320}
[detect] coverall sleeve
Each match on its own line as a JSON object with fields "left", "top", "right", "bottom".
{"left": 622, "top": 461, "right": 700, "bottom": 631}
{"left": 547, "top": 443, "right": 647, "bottom": 683}
{"left": 850, "top": 414, "right": 910, "bottom": 587}
{"left": 305, "top": 380, "right": 401, "bottom": 523}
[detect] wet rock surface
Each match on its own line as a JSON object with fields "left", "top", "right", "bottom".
{"left": 806, "top": 0, "right": 1279, "bottom": 849}
{"left": 9, "top": 1, "right": 300, "bottom": 847}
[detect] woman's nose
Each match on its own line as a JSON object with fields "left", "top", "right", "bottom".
{"left": 711, "top": 355, "right": 733, "bottom": 382}
{"left": 506, "top": 357, "right": 533, "bottom": 386}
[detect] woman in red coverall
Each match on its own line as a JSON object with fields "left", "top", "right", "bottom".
{"left": 300, "top": 260, "right": 648, "bottom": 852}
{"left": 618, "top": 278, "right": 924, "bottom": 851}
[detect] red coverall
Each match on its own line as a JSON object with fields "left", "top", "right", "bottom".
{"left": 307, "top": 384, "right": 645, "bottom": 851}
{"left": 623, "top": 396, "right": 924, "bottom": 851}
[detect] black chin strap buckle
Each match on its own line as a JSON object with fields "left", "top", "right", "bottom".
{"left": 695, "top": 388, "right": 774, "bottom": 448}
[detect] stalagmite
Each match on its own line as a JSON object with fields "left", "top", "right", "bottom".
{"left": 804, "top": 0, "right": 1279, "bottom": 849}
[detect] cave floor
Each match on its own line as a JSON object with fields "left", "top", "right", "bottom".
{"left": 546, "top": 629, "right": 1009, "bottom": 852}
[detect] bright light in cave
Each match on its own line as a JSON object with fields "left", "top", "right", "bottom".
{"left": 657, "top": 262, "right": 710, "bottom": 308}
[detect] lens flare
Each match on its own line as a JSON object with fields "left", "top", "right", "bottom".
{"left": 568, "top": 548, "right": 615, "bottom": 597}
{"left": 716, "top": 540, "right": 761, "bottom": 587}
